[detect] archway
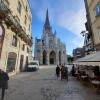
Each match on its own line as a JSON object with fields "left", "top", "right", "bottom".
{"left": 59, "top": 51, "right": 61, "bottom": 65}
{"left": 19, "top": 55, "right": 24, "bottom": 72}
{"left": 7, "top": 52, "right": 17, "bottom": 72}
{"left": 43, "top": 50, "right": 47, "bottom": 65}
{"left": 49, "top": 51, "right": 56, "bottom": 64}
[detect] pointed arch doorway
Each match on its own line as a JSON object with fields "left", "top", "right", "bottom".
{"left": 49, "top": 51, "right": 56, "bottom": 64}
{"left": 43, "top": 50, "right": 47, "bottom": 65}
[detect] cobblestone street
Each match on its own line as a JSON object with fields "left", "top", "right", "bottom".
{"left": 2, "top": 66, "right": 100, "bottom": 100}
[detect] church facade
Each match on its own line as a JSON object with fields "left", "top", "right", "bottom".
{"left": 34, "top": 10, "right": 67, "bottom": 65}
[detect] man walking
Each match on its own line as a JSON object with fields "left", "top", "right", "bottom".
{"left": 0, "top": 69, "right": 9, "bottom": 100}
{"left": 56, "top": 65, "right": 60, "bottom": 77}
{"left": 61, "top": 65, "right": 68, "bottom": 81}
{"left": 71, "top": 64, "right": 76, "bottom": 76}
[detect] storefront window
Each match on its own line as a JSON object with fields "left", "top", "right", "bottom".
{"left": 7, "top": 52, "right": 17, "bottom": 72}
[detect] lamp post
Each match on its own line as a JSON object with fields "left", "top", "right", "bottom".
{"left": 80, "top": 30, "right": 88, "bottom": 37}
{"left": 80, "top": 30, "right": 96, "bottom": 55}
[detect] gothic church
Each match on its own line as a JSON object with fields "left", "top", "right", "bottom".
{"left": 34, "top": 10, "right": 67, "bottom": 65}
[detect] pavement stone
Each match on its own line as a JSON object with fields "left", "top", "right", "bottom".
{"left": 1, "top": 65, "right": 100, "bottom": 100}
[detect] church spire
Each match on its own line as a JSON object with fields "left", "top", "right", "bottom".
{"left": 43, "top": 9, "right": 52, "bottom": 36}
{"left": 44, "top": 9, "right": 51, "bottom": 30}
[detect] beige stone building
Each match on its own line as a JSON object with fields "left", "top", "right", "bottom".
{"left": 85, "top": 0, "right": 100, "bottom": 50}
{"left": 73, "top": 0, "right": 100, "bottom": 74}
{"left": 0, "top": 0, "right": 32, "bottom": 73}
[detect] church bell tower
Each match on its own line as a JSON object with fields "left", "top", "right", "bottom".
{"left": 43, "top": 9, "right": 52, "bottom": 34}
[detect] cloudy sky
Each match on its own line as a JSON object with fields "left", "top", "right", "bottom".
{"left": 29, "top": 0, "right": 86, "bottom": 55}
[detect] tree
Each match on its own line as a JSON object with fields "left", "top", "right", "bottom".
{"left": 67, "top": 55, "right": 73, "bottom": 64}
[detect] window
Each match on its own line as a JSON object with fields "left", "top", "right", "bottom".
{"left": 27, "top": 47, "right": 29, "bottom": 53}
{"left": 22, "top": 44, "right": 25, "bottom": 51}
{"left": 24, "top": 15, "right": 27, "bottom": 25}
{"left": 37, "top": 49, "right": 40, "bottom": 53}
{"left": 0, "top": 25, "right": 4, "bottom": 57}
{"left": 63, "top": 51, "right": 65, "bottom": 54}
{"left": 28, "top": 24, "right": 31, "bottom": 32}
{"left": 26, "top": 6, "right": 28, "bottom": 12}
{"left": 12, "top": 36, "right": 17, "bottom": 47}
{"left": 96, "top": 3, "right": 100, "bottom": 16}
{"left": 0, "top": 26, "right": 3, "bottom": 44}
{"left": 15, "top": 16, "right": 20, "bottom": 23}
{"left": 17, "top": 1, "right": 22, "bottom": 14}
{"left": 42, "top": 40, "right": 45, "bottom": 45}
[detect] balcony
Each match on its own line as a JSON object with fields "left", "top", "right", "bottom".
{"left": 0, "top": 0, "right": 32, "bottom": 46}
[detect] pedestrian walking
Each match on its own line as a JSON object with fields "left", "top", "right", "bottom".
{"left": 61, "top": 65, "right": 68, "bottom": 81}
{"left": 0, "top": 69, "right": 9, "bottom": 100}
{"left": 71, "top": 64, "right": 76, "bottom": 76}
{"left": 66, "top": 66, "right": 68, "bottom": 81}
{"left": 56, "top": 65, "right": 60, "bottom": 77}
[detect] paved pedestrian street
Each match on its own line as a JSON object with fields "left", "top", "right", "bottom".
{"left": 3, "top": 66, "right": 100, "bottom": 100}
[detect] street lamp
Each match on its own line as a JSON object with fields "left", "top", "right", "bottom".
{"left": 80, "top": 30, "right": 88, "bottom": 37}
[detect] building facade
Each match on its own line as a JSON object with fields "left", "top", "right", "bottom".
{"left": 73, "top": 48, "right": 85, "bottom": 60}
{"left": 83, "top": 0, "right": 95, "bottom": 55}
{"left": 85, "top": 0, "right": 100, "bottom": 51}
{"left": 0, "top": 0, "right": 32, "bottom": 73}
{"left": 34, "top": 10, "right": 67, "bottom": 65}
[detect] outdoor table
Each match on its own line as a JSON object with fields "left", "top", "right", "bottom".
{"left": 81, "top": 75, "right": 88, "bottom": 79}
{"left": 91, "top": 80, "right": 100, "bottom": 85}
{"left": 91, "top": 80, "right": 100, "bottom": 92}
{"left": 81, "top": 75, "right": 89, "bottom": 81}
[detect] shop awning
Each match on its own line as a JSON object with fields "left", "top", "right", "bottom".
{"left": 73, "top": 51, "right": 100, "bottom": 66}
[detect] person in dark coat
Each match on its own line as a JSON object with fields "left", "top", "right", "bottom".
{"left": 61, "top": 65, "right": 68, "bottom": 80}
{"left": 71, "top": 64, "right": 76, "bottom": 76}
{"left": 56, "top": 65, "right": 60, "bottom": 77}
{"left": 0, "top": 69, "right": 9, "bottom": 100}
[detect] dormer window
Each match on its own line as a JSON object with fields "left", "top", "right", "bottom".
{"left": 96, "top": 3, "right": 100, "bottom": 16}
